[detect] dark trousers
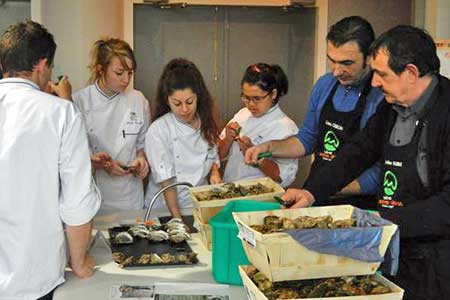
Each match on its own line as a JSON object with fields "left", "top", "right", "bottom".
{"left": 37, "top": 289, "right": 54, "bottom": 300}
{"left": 387, "top": 239, "right": 450, "bottom": 300}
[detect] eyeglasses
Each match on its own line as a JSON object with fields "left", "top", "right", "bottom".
{"left": 241, "top": 91, "right": 271, "bottom": 104}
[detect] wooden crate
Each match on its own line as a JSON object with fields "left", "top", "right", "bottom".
{"left": 189, "top": 177, "right": 284, "bottom": 223}
{"left": 233, "top": 205, "right": 398, "bottom": 282}
{"left": 239, "top": 265, "right": 404, "bottom": 300}
{"left": 193, "top": 209, "right": 212, "bottom": 251}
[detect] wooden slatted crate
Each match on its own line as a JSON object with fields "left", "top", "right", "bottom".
{"left": 239, "top": 265, "right": 404, "bottom": 300}
{"left": 189, "top": 177, "right": 284, "bottom": 223}
{"left": 193, "top": 209, "right": 212, "bottom": 251}
{"left": 233, "top": 205, "right": 398, "bottom": 282}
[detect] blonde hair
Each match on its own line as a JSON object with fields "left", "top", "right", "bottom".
{"left": 87, "top": 37, "right": 136, "bottom": 84}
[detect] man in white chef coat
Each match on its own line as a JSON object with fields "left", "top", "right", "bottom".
{"left": 0, "top": 20, "right": 101, "bottom": 299}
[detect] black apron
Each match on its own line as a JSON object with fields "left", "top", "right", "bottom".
{"left": 310, "top": 79, "right": 376, "bottom": 209}
{"left": 379, "top": 120, "right": 450, "bottom": 300}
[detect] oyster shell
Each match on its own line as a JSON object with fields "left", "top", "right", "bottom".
{"left": 114, "top": 231, "right": 133, "bottom": 244}
{"left": 160, "top": 253, "right": 175, "bottom": 264}
{"left": 137, "top": 254, "right": 152, "bottom": 264}
{"left": 147, "top": 230, "right": 169, "bottom": 242}
{"left": 176, "top": 252, "right": 197, "bottom": 263}
{"left": 332, "top": 218, "right": 356, "bottom": 229}
{"left": 169, "top": 231, "right": 190, "bottom": 243}
{"left": 112, "top": 252, "right": 126, "bottom": 264}
{"left": 119, "top": 256, "right": 134, "bottom": 268}
{"left": 150, "top": 253, "right": 163, "bottom": 264}
{"left": 281, "top": 217, "right": 296, "bottom": 230}
{"left": 128, "top": 225, "right": 150, "bottom": 238}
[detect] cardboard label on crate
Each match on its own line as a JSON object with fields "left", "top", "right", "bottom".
{"left": 237, "top": 221, "right": 256, "bottom": 248}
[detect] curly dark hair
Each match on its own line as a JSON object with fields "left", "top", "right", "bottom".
{"left": 154, "top": 58, "right": 219, "bottom": 146}
{"left": 241, "top": 63, "right": 288, "bottom": 105}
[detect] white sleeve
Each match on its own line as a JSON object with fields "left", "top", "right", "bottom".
{"left": 59, "top": 106, "right": 101, "bottom": 226}
{"left": 145, "top": 121, "right": 176, "bottom": 183}
{"left": 137, "top": 94, "right": 151, "bottom": 151}
{"left": 271, "top": 120, "right": 299, "bottom": 188}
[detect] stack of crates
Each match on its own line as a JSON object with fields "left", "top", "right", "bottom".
{"left": 233, "top": 205, "right": 405, "bottom": 300}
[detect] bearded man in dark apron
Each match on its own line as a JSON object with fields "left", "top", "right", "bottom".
{"left": 282, "top": 25, "right": 450, "bottom": 300}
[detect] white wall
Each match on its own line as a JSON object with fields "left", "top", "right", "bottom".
{"left": 0, "top": 1, "right": 30, "bottom": 34}
{"left": 424, "top": 0, "right": 450, "bottom": 39}
{"left": 31, "top": 0, "right": 123, "bottom": 92}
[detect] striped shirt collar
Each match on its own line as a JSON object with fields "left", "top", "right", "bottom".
{"left": 0, "top": 77, "right": 40, "bottom": 90}
{"left": 94, "top": 81, "right": 120, "bottom": 100}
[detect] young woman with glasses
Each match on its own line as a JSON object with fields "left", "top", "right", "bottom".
{"left": 218, "top": 63, "right": 298, "bottom": 187}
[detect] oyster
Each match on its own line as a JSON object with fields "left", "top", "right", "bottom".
{"left": 281, "top": 217, "right": 296, "bottom": 230}
{"left": 128, "top": 224, "right": 150, "bottom": 238}
{"left": 249, "top": 268, "right": 392, "bottom": 299}
{"left": 112, "top": 252, "right": 126, "bottom": 264}
{"left": 277, "top": 288, "right": 299, "bottom": 299}
{"left": 263, "top": 215, "right": 282, "bottom": 227}
{"left": 176, "top": 252, "right": 198, "bottom": 263}
{"left": 147, "top": 230, "right": 169, "bottom": 242}
{"left": 166, "top": 222, "right": 186, "bottom": 231}
{"left": 294, "top": 216, "right": 318, "bottom": 229}
{"left": 160, "top": 253, "right": 175, "bottom": 264}
{"left": 137, "top": 254, "right": 152, "bottom": 264}
{"left": 332, "top": 218, "right": 356, "bottom": 229}
{"left": 114, "top": 231, "right": 133, "bottom": 244}
{"left": 150, "top": 253, "right": 163, "bottom": 264}
{"left": 194, "top": 182, "right": 274, "bottom": 201}
{"left": 169, "top": 231, "right": 190, "bottom": 243}
{"left": 253, "top": 271, "right": 273, "bottom": 292}
{"left": 315, "top": 216, "right": 333, "bottom": 229}
{"left": 119, "top": 256, "right": 134, "bottom": 268}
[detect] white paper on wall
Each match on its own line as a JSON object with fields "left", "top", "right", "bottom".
{"left": 436, "top": 39, "right": 450, "bottom": 80}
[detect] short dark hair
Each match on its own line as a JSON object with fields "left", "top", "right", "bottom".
{"left": 369, "top": 25, "right": 440, "bottom": 77}
{"left": 326, "top": 16, "right": 375, "bottom": 58}
{"left": 241, "top": 63, "right": 288, "bottom": 104}
{"left": 0, "top": 20, "right": 56, "bottom": 75}
{"left": 154, "top": 58, "right": 219, "bottom": 146}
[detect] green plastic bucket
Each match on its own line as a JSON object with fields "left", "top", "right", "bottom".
{"left": 209, "top": 200, "right": 280, "bottom": 285}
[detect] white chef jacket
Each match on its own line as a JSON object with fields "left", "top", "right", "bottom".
{"left": 73, "top": 83, "right": 150, "bottom": 211}
{"left": 144, "top": 113, "right": 219, "bottom": 212}
{"left": 221, "top": 105, "right": 299, "bottom": 187}
{"left": 0, "top": 78, "right": 101, "bottom": 300}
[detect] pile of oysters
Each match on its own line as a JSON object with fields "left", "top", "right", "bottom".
{"left": 112, "top": 218, "right": 190, "bottom": 244}
{"left": 247, "top": 266, "right": 391, "bottom": 299}
{"left": 195, "top": 182, "right": 274, "bottom": 201}
{"left": 251, "top": 215, "right": 356, "bottom": 234}
{"left": 112, "top": 251, "right": 198, "bottom": 268}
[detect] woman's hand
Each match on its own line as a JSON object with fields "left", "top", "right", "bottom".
{"left": 236, "top": 135, "right": 253, "bottom": 153}
{"left": 90, "top": 152, "right": 111, "bottom": 170}
{"left": 104, "top": 159, "right": 130, "bottom": 177}
{"left": 129, "top": 155, "right": 149, "bottom": 179}
{"left": 224, "top": 122, "right": 241, "bottom": 142}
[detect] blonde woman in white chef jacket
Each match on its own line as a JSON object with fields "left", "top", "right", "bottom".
{"left": 73, "top": 38, "right": 151, "bottom": 211}
{"left": 145, "top": 58, "right": 221, "bottom": 219}
{"left": 218, "top": 63, "right": 298, "bottom": 187}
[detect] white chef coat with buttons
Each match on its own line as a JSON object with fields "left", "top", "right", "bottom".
{"left": 144, "top": 112, "right": 219, "bottom": 212}
{"left": 0, "top": 78, "right": 101, "bottom": 300}
{"left": 221, "top": 105, "right": 299, "bottom": 187}
{"left": 73, "top": 83, "right": 150, "bottom": 211}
